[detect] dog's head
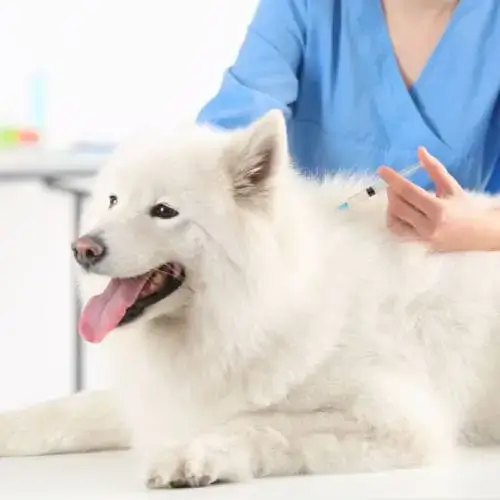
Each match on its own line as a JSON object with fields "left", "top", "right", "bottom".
{"left": 73, "top": 110, "right": 289, "bottom": 343}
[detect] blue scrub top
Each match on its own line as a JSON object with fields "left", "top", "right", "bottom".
{"left": 197, "top": 0, "right": 500, "bottom": 192}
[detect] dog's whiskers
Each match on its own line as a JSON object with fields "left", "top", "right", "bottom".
{"left": 191, "top": 221, "right": 245, "bottom": 275}
{"left": 151, "top": 266, "right": 180, "bottom": 280}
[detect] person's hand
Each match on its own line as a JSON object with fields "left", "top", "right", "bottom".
{"left": 377, "top": 147, "right": 499, "bottom": 252}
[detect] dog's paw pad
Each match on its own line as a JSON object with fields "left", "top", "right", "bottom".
{"left": 145, "top": 453, "right": 182, "bottom": 489}
{"left": 195, "top": 474, "right": 215, "bottom": 487}
{"left": 146, "top": 474, "right": 167, "bottom": 489}
{"left": 146, "top": 469, "right": 217, "bottom": 489}
{"left": 145, "top": 449, "right": 222, "bottom": 489}
{"left": 183, "top": 460, "right": 219, "bottom": 487}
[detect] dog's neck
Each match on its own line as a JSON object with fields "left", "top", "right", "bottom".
{"left": 185, "top": 174, "right": 329, "bottom": 360}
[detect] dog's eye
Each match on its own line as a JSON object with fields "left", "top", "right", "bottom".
{"left": 150, "top": 203, "right": 179, "bottom": 219}
{"left": 108, "top": 195, "right": 118, "bottom": 209}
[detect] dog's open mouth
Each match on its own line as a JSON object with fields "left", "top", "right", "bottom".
{"left": 78, "top": 263, "right": 185, "bottom": 344}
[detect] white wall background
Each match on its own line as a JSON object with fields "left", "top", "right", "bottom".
{"left": 0, "top": 0, "right": 257, "bottom": 411}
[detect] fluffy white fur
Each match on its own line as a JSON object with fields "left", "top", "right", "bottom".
{"left": 2, "top": 110, "right": 500, "bottom": 489}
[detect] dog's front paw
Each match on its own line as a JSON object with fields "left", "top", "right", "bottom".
{"left": 146, "top": 446, "right": 220, "bottom": 489}
{"left": 145, "top": 438, "right": 250, "bottom": 489}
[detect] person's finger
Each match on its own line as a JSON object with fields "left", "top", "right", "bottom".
{"left": 386, "top": 189, "right": 433, "bottom": 236}
{"left": 417, "top": 147, "right": 463, "bottom": 197}
{"left": 386, "top": 210, "right": 418, "bottom": 241}
{"left": 378, "top": 166, "right": 439, "bottom": 217}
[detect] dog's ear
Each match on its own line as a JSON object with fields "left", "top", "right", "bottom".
{"left": 227, "top": 110, "right": 288, "bottom": 205}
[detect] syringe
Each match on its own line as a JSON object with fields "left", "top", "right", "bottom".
{"left": 337, "top": 162, "right": 422, "bottom": 210}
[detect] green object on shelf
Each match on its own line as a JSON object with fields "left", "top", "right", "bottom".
{"left": 0, "top": 127, "right": 40, "bottom": 148}
{"left": 0, "top": 129, "right": 17, "bottom": 147}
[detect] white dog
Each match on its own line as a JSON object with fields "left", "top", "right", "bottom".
{"left": 2, "top": 110, "right": 500, "bottom": 489}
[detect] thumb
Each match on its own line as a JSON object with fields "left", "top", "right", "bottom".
{"left": 417, "top": 147, "right": 462, "bottom": 197}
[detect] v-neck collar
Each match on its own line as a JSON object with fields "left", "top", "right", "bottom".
{"left": 350, "top": 0, "right": 472, "bottom": 160}
{"left": 374, "top": 0, "right": 468, "bottom": 93}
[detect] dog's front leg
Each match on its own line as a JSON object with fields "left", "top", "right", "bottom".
{"left": 145, "top": 408, "right": 455, "bottom": 489}
{"left": 144, "top": 379, "right": 456, "bottom": 489}
{"left": 0, "top": 390, "right": 130, "bottom": 456}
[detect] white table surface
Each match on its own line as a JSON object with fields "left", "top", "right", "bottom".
{"left": 2, "top": 448, "right": 500, "bottom": 499}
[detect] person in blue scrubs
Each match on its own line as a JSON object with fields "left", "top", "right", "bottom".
{"left": 197, "top": 0, "right": 500, "bottom": 252}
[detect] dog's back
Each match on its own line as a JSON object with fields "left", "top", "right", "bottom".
{"left": 275, "top": 174, "right": 500, "bottom": 448}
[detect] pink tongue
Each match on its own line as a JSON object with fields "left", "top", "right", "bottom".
{"left": 78, "top": 275, "right": 149, "bottom": 343}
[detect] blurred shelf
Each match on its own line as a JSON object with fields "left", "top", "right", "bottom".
{"left": 0, "top": 146, "right": 112, "bottom": 393}
{"left": 0, "top": 147, "right": 111, "bottom": 195}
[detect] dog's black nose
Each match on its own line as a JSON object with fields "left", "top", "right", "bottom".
{"left": 71, "top": 234, "right": 106, "bottom": 267}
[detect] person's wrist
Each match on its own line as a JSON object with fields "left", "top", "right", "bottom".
{"left": 473, "top": 209, "right": 500, "bottom": 251}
